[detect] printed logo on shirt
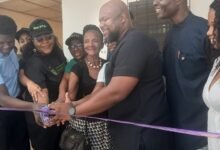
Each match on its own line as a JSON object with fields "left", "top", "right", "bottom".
{"left": 48, "top": 62, "right": 66, "bottom": 76}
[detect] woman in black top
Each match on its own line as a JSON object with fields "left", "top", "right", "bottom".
{"left": 68, "top": 25, "right": 112, "bottom": 149}
{"left": 23, "top": 19, "right": 66, "bottom": 150}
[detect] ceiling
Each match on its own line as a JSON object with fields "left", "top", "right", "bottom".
{"left": 0, "top": 0, "right": 62, "bottom": 22}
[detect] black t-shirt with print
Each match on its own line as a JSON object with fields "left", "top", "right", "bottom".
{"left": 105, "top": 29, "right": 173, "bottom": 150}
{"left": 24, "top": 48, "right": 66, "bottom": 102}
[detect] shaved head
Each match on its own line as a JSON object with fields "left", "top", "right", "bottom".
{"left": 100, "top": 0, "right": 130, "bottom": 20}
{"left": 99, "top": 0, "right": 132, "bottom": 43}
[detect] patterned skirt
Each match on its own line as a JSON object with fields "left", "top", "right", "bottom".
{"left": 69, "top": 118, "right": 113, "bottom": 150}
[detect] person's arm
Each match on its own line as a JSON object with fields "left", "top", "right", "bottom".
{"left": 19, "top": 69, "right": 44, "bottom": 102}
{"left": 67, "top": 72, "right": 79, "bottom": 101}
{"left": 75, "top": 76, "right": 138, "bottom": 115}
{"left": 0, "top": 84, "right": 49, "bottom": 127}
{"left": 0, "top": 84, "right": 35, "bottom": 109}
{"left": 64, "top": 62, "right": 106, "bottom": 105}
{"left": 65, "top": 82, "right": 105, "bottom": 105}
{"left": 24, "top": 57, "right": 51, "bottom": 104}
{"left": 36, "top": 88, "right": 49, "bottom": 104}
{"left": 50, "top": 76, "right": 138, "bottom": 121}
{"left": 57, "top": 73, "right": 69, "bottom": 102}
{"left": 92, "top": 82, "right": 105, "bottom": 94}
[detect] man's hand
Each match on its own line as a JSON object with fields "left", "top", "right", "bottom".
{"left": 49, "top": 102, "right": 73, "bottom": 126}
{"left": 48, "top": 93, "right": 77, "bottom": 126}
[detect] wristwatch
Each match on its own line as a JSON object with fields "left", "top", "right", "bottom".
{"left": 68, "top": 104, "right": 76, "bottom": 116}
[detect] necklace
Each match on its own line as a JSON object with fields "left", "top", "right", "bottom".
{"left": 86, "top": 58, "right": 102, "bottom": 69}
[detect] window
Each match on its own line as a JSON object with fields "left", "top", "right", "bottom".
{"left": 128, "top": 0, "right": 171, "bottom": 51}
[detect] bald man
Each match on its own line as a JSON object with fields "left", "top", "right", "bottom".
{"left": 51, "top": 0, "right": 174, "bottom": 149}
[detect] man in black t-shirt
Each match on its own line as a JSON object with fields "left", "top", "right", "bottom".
{"left": 51, "top": 1, "right": 174, "bottom": 150}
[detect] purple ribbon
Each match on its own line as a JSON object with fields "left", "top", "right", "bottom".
{"left": 0, "top": 107, "right": 47, "bottom": 113}
{"left": 0, "top": 106, "right": 56, "bottom": 114}
{"left": 80, "top": 116, "right": 220, "bottom": 138}
{"left": 0, "top": 107, "right": 220, "bottom": 138}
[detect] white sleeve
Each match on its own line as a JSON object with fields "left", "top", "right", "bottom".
{"left": 0, "top": 73, "right": 4, "bottom": 85}
{"left": 97, "top": 63, "right": 107, "bottom": 83}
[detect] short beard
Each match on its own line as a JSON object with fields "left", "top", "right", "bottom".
{"left": 105, "top": 31, "right": 119, "bottom": 43}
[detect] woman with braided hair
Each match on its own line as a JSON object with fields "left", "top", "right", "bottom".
{"left": 203, "top": 1, "right": 220, "bottom": 149}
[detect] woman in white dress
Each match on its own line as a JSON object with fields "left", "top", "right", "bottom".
{"left": 203, "top": 1, "right": 220, "bottom": 150}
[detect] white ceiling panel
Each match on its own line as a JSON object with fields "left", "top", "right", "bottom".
{"left": 25, "top": 0, "right": 58, "bottom": 7}
{"left": 0, "top": 0, "right": 40, "bottom": 12}
{"left": 53, "top": 0, "right": 61, "bottom": 4}
{"left": 50, "top": 4, "right": 61, "bottom": 12}
{"left": 50, "top": 16, "right": 62, "bottom": 22}
{"left": 26, "top": 8, "right": 60, "bottom": 18}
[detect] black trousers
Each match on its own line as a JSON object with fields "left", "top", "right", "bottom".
{"left": 25, "top": 112, "right": 64, "bottom": 150}
{"left": 0, "top": 111, "right": 30, "bottom": 150}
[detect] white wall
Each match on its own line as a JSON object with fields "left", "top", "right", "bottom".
{"left": 190, "top": 0, "right": 212, "bottom": 19}
{"left": 62, "top": 0, "right": 127, "bottom": 60}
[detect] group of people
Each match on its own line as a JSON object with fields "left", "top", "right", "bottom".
{"left": 1, "top": 0, "right": 220, "bottom": 150}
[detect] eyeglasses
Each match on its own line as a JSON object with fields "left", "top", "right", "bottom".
{"left": 69, "top": 43, "right": 83, "bottom": 50}
{"left": 34, "top": 34, "right": 53, "bottom": 43}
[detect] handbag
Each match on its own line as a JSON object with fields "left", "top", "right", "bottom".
{"left": 59, "top": 124, "right": 91, "bottom": 150}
